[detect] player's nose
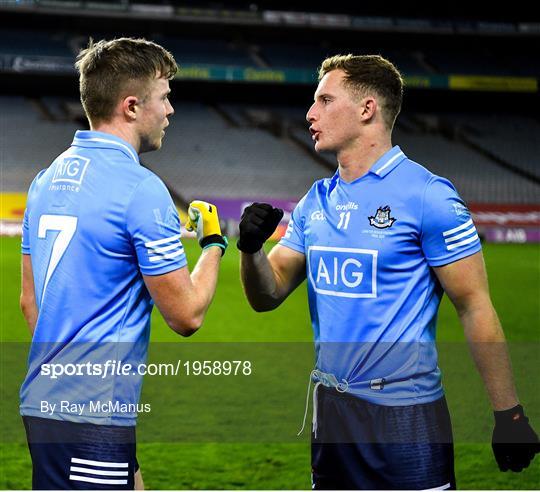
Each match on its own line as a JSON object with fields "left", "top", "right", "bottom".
{"left": 306, "top": 102, "right": 317, "bottom": 122}
{"left": 166, "top": 100, "right": 174, "bottom": 117}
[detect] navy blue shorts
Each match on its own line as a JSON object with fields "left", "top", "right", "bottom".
{"left": 311, "top": 386, "right": 456, "bottom": 490}
{"left": 23, "top": 416, "right": 138, "bottom": 490}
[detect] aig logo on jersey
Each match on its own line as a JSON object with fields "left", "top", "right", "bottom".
{"left": 52, "top": 155, "right": 90, "bottom": 186}
{"left": 308, "top": 246, "right": 378, "bottom": 298}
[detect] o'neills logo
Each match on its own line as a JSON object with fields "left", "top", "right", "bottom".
{"left": 336, "top": 202, "right": 358, "bottom": 211}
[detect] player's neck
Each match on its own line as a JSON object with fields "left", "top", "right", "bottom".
{"left": 337, "top": 135, "right": 392, "bottom": 183}
{"left": 90, "top": 122, "right": 141, "bottom": 154}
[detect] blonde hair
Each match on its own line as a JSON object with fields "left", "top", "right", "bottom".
{"left": 75, "top": 37, "right": 177, "bottom": 125}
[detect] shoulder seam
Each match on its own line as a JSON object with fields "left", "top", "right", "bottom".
{"left": 419, "top": 175, "right": 438, "bottom": 240}
{"left": 123, "top": 174, "right": 161, "bottom": 238}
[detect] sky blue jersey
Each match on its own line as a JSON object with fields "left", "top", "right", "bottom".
{"left": 20, "top": 130, "right": 187, "bottom": 425}
{"left": 280, "top": 146, "right": 481, "bottom": 405}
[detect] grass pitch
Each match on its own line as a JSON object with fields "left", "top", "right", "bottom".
{"left": 1, "top": 237, "right": 539, "bottom": 489}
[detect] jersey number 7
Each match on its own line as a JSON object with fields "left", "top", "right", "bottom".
{"left": 38, "top": 214, "right": 78, "bottom": 304}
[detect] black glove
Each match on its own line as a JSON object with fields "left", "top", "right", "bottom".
{"left": 237, "top": 203, "right": 284, "bottom": 254}
{"left": 492, "top": 404, "right": 540, "bottom": 472}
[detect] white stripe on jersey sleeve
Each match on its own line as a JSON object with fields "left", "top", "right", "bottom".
{"left": 446, "top": 234, "right": 479, "bottom": 251}
{"left": 149, "top": 249, "right": 185, "bottom": 262}
{"left": 144, "top": 234, "right": 181, "bottom": 248}
{"left": 442, "top": 217, "right": 479, "bottom": 252}
{"left": 442, "top": 218, "right": 473, "bottom": 237}
{"left": 144, "top": 234, "right": 184, "bottom": 263}
{"left": 444, "top": 225, "right": 477, "bottom": 244}
{"left": 151, "top": 242, "right": 184, "bottom": 254}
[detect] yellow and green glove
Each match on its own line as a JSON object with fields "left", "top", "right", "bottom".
{"left": 185, "top": 200, "right": 228, "bottom": 255}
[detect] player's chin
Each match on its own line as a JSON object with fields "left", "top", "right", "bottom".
{"left": 151, "top": 135, "right": 164, "bottom": 150}
{"left": 140, "top": 139, "right": 161, "bottom": 154}
{"left": 314, "top": 140, "right": 327, "bottom": 153}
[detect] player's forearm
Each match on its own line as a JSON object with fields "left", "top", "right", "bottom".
{"left": 459, "top": 301, "right": 519, "bottom": 411}
{"left": 188, "top": 246, "right": 222, "bottom": 326}
{"left": 240, "top": 250, "right": 282, "bottom": 312}
{"left": 20, "top": 295, "right": 37, "bottom": 336}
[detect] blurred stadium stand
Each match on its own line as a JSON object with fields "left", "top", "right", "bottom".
{"left": 257, "top": 43, "right": 329, "bottom": 70}
{"left": 0, "top": 96, "right": 79, "bottom": 192}
{"left": 393, "top": 126, "right": 540, "bottom": 205}
{"left": 2, "top": 28, "right": 538, "bottom": 78}
{"left": 1, "top": 1, "right": 539, "bottom": 232}
{"left": 159, "top": 37, "right": 256, "bottom": 68}
{"left": 422, "top": 46, "right": 540, "bottom": 77}
{"left": 2, "top": 95, "right": 538, "bottom": 206}
{"left": 127, "top": 102, "right": 331, "bottom": 200}
{"left": 0, "top": 29, "right": 73, "bottom": 58}
{"left": 443, "top": 114, "right": 540, "bottom": 181}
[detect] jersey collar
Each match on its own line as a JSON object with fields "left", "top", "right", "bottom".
{"left": 369, "top": 146, "right": 406, "bottom": 178}
{"left": 72, "top": 130, "right": 140, "bottom": 165}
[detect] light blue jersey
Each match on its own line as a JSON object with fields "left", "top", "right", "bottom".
{"left": 20, "top": 130, "right": 187, "bottom": 425}
{"left": 280, "top": 146, "right": 481, "bottom": 405}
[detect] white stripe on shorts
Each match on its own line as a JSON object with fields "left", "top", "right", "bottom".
{"left": 70, "top": 466, "right": 129, "bottom": 476}
{"left": 69, "top": 475, "right": 127, "bottom": 485}
{"left": 71, "top": 457, "right": 128, "bottom": 468}
{"left": 421, "top": 482, "right": 451, "bottom": 491}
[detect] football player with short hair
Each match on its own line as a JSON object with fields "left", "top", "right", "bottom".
{"left": 20, "top": 37, "right": 227, "bottom": 489}
{"left": 238, "top": 54, "right": 539, "bottom": 489}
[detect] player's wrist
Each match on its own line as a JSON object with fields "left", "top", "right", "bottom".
{"left": 201, "top": 234, "right": 228, "bottom": 256}
{"left": 494, "top": 404, "right": 524, "bottom": 424}
{"left": 236, "top": 237, "right": 263, "bottom": 254}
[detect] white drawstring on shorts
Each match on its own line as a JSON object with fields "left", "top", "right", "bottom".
{"left": 297, "top": 369, "right": 349, "bottom": 439}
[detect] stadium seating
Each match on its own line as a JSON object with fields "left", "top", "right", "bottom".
{"left": 163, "top": 37, "right": 256, "bottom": 67}
{"left": 423, "top": 47, "right": 507, "bottom": 76}
{"left": 272, "top": 106, "right": 539, "bottom": 204}
{"left": 392, "top": 126, "right": 540, "bottom": 204}
{"left": 146, "top": 103, "right": 331, "bottom": 200}
{"left": 257, "top": 42, "right": 330, "bottom": 69}
{"left": 0, "top": 29, "right": 73, "bottom": 57}
{"left": 422, "top": 46, "right": 540, "bottom": 77}
{"left": 442, "top": 114, "right": 540, "bottom": 181}
{"left": 1, "top": 26, "right": 538, "bottom": 78}
{"left": 258, "top": 43, "right": 430, "bottom": 75}
{"left": 2, "top": 96, "right": 538, "bottom": 205}
{"left": 0, "top": 96, "right": 79, "bottom": 192}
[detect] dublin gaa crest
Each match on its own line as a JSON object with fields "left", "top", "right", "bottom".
{"left": 369, "top": 206, "right": 396, "bottom": 229}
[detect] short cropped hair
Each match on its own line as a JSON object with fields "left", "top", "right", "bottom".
{"left": 319, "top": 54, "right": 403, "bottom": 130}
{"left": 75, "top": 37, "right": 177, "bottom": 125}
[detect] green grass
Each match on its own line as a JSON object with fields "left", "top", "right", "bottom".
{"left": 1, "top": 237, "right": 539, "bottom": 489}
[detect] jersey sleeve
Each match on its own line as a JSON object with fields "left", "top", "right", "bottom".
{"left": 21, "top": 169, "right": 46, "bottom": 256}
{"left": 279, "top": 195, "right": 307, "bottom": 254}
{"left": 421, "top": 176, "right": 482, "bottom": 267}
{"left": 126, "top": 175, "right": 187, "bottom": 275}
{"left": 21, "top": 208, "right": 30, "bottom": 255}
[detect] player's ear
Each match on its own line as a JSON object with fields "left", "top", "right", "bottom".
{"left": 122, "top": 96, "right": 138, "bottom": 121}
{"left": 359, "top": 96, "right": 376, "bottom": 122}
